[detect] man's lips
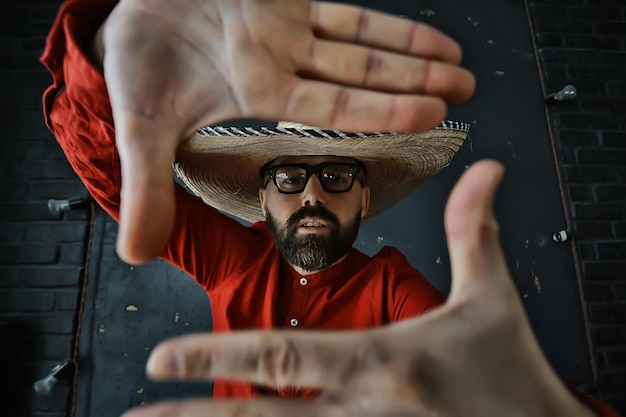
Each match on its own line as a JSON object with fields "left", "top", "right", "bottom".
{"left": 297, "top": 218, "right": 329, "bottom": 232}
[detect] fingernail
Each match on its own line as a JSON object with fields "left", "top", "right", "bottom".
{"left": 146, "top": 344, "right": 179, "bottom": 379}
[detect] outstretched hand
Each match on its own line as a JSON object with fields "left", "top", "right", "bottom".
{"left": 121, "top": 161, "right": 595, "bottom": 417}
{"left": 95, "top": 0, "right": 475, "bottom": 264}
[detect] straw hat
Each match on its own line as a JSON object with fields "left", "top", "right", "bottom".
{"left": 174, "top": 120, "right": 470, "bottom": 223}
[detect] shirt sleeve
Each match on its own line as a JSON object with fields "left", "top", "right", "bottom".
{"left": 392, "top": 270, "right": 447, "bottom": 320}
{"left": 40, "top": 0, "right": 265, "bottom": 290}
{"left": 570, "top": 388, "right": 623, "bottom": 417}
{"left": 381, "top": 248, "right": 446, "bottom": 321}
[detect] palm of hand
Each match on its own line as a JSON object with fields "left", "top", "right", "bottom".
{"left": 316, "top": 295, "right": 547, "bottom": 417}
{"left": 104, "top": 0, "right": 471, "bottom": 137}
{"left": 97, "top": 0, "right": 474, "bottom": 264}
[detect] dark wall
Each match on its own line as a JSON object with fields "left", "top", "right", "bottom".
{"left": 528, "top": 0, "right": 626, "bottom": 410}
{"left": 0, "top": 1, "right": 624, "bottom": 417}
{"left": 0, "top": 1, "right": 86, "bottom": 417}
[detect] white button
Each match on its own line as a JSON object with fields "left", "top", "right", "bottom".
{"left": 299, "top": 277, "right": 308, "bottom": 286}
{"left": 290, "top": 318, "right": 299, "bottom": 327}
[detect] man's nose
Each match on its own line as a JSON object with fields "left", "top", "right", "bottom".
{"left": 301, "top": 175, "right": 326, "bottom": 206}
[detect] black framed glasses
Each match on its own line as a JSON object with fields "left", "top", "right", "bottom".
{"left": 263, "top": 162, "right": 364, "bottom": 194}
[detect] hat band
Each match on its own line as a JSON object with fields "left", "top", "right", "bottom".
{"left": 196, "top": 120, "right": 471, "bottom": 139}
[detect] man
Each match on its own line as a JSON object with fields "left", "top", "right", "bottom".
{"left": 43, "top": 0, "right": 472, "bottom": 400}
{"left": 42, "top": 0, "right": 619, "bottom": 415}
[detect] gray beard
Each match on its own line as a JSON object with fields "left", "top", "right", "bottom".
{"left": 266, "top": 206, "right": 361, "bottom": 273}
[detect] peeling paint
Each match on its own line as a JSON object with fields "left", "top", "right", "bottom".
{"left": 129, "top": 265, "right": 134, "bottom": 271}
{"left": 534, "top": 275, "right": 542, "bottom": 294}
{"left": 136, "top": 387, "right": 144, "bottom": 394}
{"left": 125, "top": 305, "right": 138, "bottom": 312}
{"left": 467, "top": 16, "right": 480, "bottom": 26}
{"left": 522, "top": 290, "right": 529, "bottom": 299}
{"left": 485, "top": 40, "right": 494, "bottom": 47}
{"left": 524, "top": 240, "right": 529, "bottom": 249}
{"left": 495, "top": 71, "right": 505, "bottom": 77}
{"left": 435, "top": 256, "right": 442, "bottom": 265}
{"left": 98, "top": 325, "right": 106, "bottom": 334}
{"left": 420, "top": 9, "right": 435, "bottom": 17}
{"left": 507, "top": 141, "right": 517, "bottom": 159}
{"left": 376, "top": 236, "right": 384, "bottom": 244}
{"left": 174, "top": 312, "right": 180, "bottom": 323}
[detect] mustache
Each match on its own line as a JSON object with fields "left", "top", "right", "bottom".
{"left": 287, "top": 205, "right": 339, "bottom": 229}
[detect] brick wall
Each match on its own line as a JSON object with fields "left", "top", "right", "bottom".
{"left": 0, "top": 1, "right": 88, "bottom": 417}
{"left": 528, "top": 0, "right": 626, "bottom": 412}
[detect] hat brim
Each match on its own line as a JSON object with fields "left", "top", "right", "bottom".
{"left": 174, "top": 122, "right": 469, "bottom": 223}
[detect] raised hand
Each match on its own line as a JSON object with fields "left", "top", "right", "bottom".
{"left": 123, "top": 161, "right": 595, "bottom": 417}
{"left": 94, "top": 0, "right": 475, "bottom": 264}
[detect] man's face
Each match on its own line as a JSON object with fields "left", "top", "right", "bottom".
{"left": 259, "top": 156, "right": 370, "bottom": 273}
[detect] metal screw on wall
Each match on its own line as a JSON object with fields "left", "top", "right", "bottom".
{"left": 47, "top": 196, "right": 90, "bottom": 216}
{"left": 552, "top": 230, "right": 570, "bottom": 243}
{"left": 545, "top": 84, "right": 577, "bottom": 103}
{"left": 33, "top": 360, "right": 72, "bottom": 395}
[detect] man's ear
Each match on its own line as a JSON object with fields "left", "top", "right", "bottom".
{"left": 360, "top": 186, "right": 370, "bottom": 219}
{"left": 259, "top": 188, "right": 267, "bottom": 217}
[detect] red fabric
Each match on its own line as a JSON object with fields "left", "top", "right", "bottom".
{"left": 41, "top": 2, "right": 623, "bottom": 415}
{"left": 41, "top": 0, "right": 445, "bottom": 400}
{"left": 570, "top": 388, "right": 623, "bottom": 417}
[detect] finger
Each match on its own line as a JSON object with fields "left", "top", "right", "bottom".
{"left": 102, "top": 22, "right": 185, "bottom": 264}
{"left": 300, "top": 40, "right": 475, "bottom": 103}
{"left": 274, "top": 79, "right": 447, "bottom": 132}
{"left": 146, "top": 330, "right": 383, "bottom": 390}
{"left": 310, "top": 2, "right": 462, "bottom": 65}
{"left": 113, "top": 114, "right": 179, "bottom": 264}
{"left": 121, "top": 397, "right": 348, "bottom": 417}
{"left": 444, "top": 160, "right": 511, "bottom": 301}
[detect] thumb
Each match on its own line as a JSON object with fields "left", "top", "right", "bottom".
{"left": 444, "top": 160, "right": 511, "bottom": 302}
{"left": 114, "top": 114, "right": 180, "bottom": 264}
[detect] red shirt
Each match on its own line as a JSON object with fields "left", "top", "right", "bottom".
{"left": 41, "top": 1, "right": 622, "bottom": 415}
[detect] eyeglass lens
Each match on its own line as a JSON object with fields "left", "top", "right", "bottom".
{"left": 273, "top": 164, "right": 356, "bottom": 193}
